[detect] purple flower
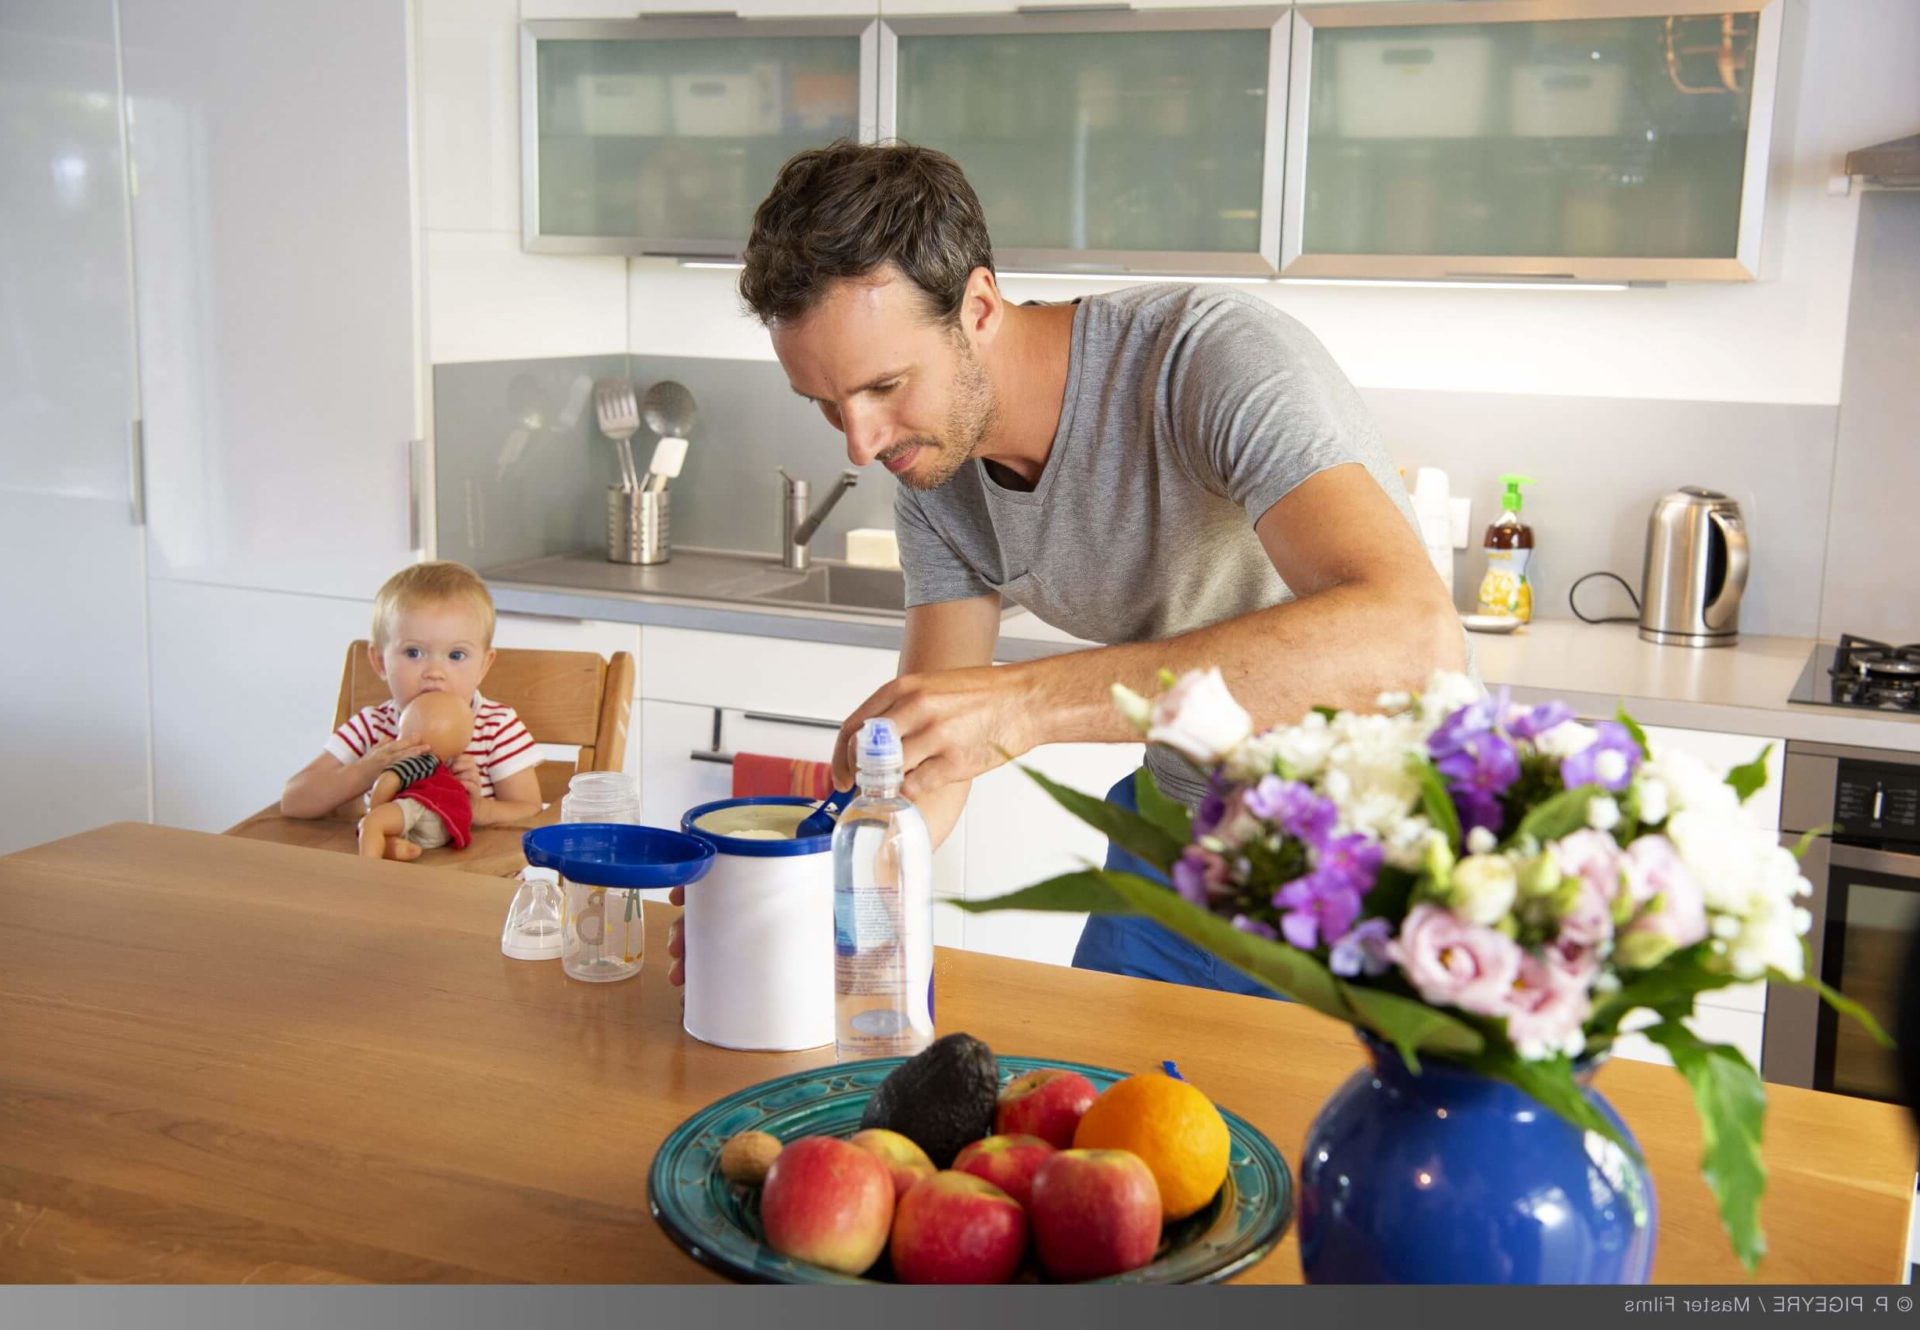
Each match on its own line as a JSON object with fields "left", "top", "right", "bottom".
{"left": 1231, "top": 914, "right": 1278, "bottom": 940}
{"left": 1243, "top": 775, "right": 1337, "bottom": 849}
{"left": 1315, "top": 832, "right": 1383, "bottom": 895}
{"left": 1433, "top": 732, "right": 1521, "bottom": 835}
{"left": 1273, "top": 869, "right": 1363, "bottom": 952}
{"left": 1329, "top": 918, "right": 1395, "bottom": 978}
{"left": 1560, "top": 720, "right": 1642, "bottom": 793}
{"left": 1192, "top": 774, "right": 1231, "bottom": 840}
{"left": 1507, "top": 700, "right": 1574, "bottom": 742}
{"left": 1429, "top": 692, "right": 1522, "bottom": 836}
{"left": 1171, "top": 846, "right": 1230, "bottom": 906}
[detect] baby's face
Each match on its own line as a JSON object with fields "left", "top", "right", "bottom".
{"left": 373, "top": 598, "right": 495, "bottom": 710}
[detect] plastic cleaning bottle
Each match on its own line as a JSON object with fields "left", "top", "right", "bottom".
{"left": 832, "top": 718, "right": 934, "bottom": 1061}
{"left": 1476, "top": 474, "right": 1536, "bottom": 622}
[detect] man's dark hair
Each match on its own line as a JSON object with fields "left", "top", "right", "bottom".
{"left": 739, "top": 140, "right": 994, "bottom": 327}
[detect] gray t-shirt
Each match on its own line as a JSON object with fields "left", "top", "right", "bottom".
{"left": 895, "top": 283, "right": 1420, "bottom": 806}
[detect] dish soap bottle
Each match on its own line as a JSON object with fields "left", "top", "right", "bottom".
{"left": 832, "top": 717, "right": 934, "bottom": 1061}
{"left": 1476, "top": 475, "right": 1535, "bottom": 622}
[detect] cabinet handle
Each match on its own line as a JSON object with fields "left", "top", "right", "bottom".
{"left": 742, "top": 710, "right": 842, "bottom": 731}
{"left": 407, "top": 438, "right": 426, "bottom": 554}
{"left": 637, "top": 8, "right": 737, "bottom": 17}
{"left": 1016, "top": 3, "right": 1133, "bottom": 11}
{"left": 128, "top": 418, "right": 146, "bottom": 527}
{"left": 1443, "top": 270, "right": 1579, "bottom": 282}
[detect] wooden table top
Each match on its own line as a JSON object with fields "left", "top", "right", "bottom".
{"left": 1, "top": 823, "right": 1912, "bottom": 1285}
{"left": 224, "top": 804, "right": 556, "bottom": 878}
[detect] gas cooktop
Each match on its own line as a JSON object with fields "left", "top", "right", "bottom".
{"left": 1790, "top": 635, "right": 1920, "bottom": 712}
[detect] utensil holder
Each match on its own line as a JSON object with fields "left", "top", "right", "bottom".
{"left": 608, "top": 486, "right": 668, "bottom": 565}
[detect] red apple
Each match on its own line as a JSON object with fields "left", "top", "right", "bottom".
{"left": 889, "top": 1171, "right": 1028, "bottom": 1285}
{"left": 995, "top": 1068, "right": 1099, "bottom": 1149}
{"left": 849, "top": 1128, "right": 936, "bottom": 1201}
{"left": 759, "top": 1135, "right": 894, "bottom": 1276}
{"left": 1028, "top": 1149, "right": 1163, "bottom": 1281}
{"left": 952, "top": 1133, "right": 1056, "bottom": 1211}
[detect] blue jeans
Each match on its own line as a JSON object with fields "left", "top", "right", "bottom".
{"left": 1070, "top": 771, "right": 1285, "bottom": 1000}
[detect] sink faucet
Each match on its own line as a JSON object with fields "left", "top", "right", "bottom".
{"left": 778, "top": 466, "right": 860, "bottom": 571}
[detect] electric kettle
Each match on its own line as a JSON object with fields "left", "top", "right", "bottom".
{"left": 1638, "top": 488, "right": 1748, "bottom": 647}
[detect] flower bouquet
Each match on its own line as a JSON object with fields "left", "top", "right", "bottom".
{"left": 959, "top": 669, "right": 1886, "bottom": 1273}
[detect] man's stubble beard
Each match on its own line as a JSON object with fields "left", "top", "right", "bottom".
{"left": 889, "top": 338, "right": 998, "bottom": 493}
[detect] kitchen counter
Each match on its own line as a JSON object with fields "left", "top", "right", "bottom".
{"left": 2, "top": 822, "right": 1912, "bottom": 1284}
{"left": 486, "top": 553, "right": 1919, "bottom": 749}
{"left": 1471, "top": 620, "right": 1920, "bottom": 750}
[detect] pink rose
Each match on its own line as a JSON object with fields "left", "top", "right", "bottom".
{"left": 1503, "top": 952, "right": 1593, "bottom": 1061}
{"left": 1616, "top": 834, "right": 1709, "bottom": 968}
{"left": 1392, "top": 903, "right": 1522, "bottom": 1017}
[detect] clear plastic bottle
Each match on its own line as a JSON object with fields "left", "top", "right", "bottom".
{"left": 832, "top": 718, "right": 934, "bottom": 1061}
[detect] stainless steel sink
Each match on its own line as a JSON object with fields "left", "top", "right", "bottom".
{"left": 743, "top": 564, "right": 907, "bottom": 614}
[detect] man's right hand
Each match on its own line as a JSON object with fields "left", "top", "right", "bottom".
{"left": 667, "top": 885, "right": 686, "bottom": 987}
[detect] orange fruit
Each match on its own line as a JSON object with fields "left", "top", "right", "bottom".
{"left": 1071, "top": 1072, "right": 1230, "bottom": 1221}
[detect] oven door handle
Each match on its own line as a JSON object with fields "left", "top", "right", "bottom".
{"left": 1827, "top": 843, "right": 1920, "bottom": 877}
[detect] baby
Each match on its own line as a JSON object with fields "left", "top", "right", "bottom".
{"left": 281, "top": 561, "right": 545, "bottom": 845}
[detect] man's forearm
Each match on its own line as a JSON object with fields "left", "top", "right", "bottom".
{"left": 915, "top": 778, "right": 969, "bottom": 851}
{"left": 1013, "top": 578, "right": 1463, "bottom": 748}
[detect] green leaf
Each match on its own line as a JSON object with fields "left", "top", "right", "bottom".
{"left": 1615, "top": 707, "right": 1651, "bottom": 760}
{"left": 1345, "top": 986, "right": 1486, "bottom": 1070}
{"left": 959, "top": 869, "right": 1487, "bottom": 1063}
{"left": 1015, "top": 762, "right": 1186, "bottom": 872}
{"left": 1587, "top": 948, "right": 1743, "bottom": 1035}
{"left": 1470, "top": 1051, "right": 1637, "bottom": 1157}
{"left": 1410, "top": 757, "right": 1462, "bottom": 852}
{"left": 1803, "top": 974, "right": 1893, "bottom": 1048}
{"left": 1645, "top": 1020, "right": 1768, "bottom": 1273}
{"left": 1510, "top": 784, "right": 1601, "bottom": 847}
{"left": 1788, "top": 824, "right": 1833, "bottom": 861}
{"left": 1133, "top": 767, "right": 1193, "bottom": 845}
{"left": 1725, "top": 744, "right": 1774, "bottom": 804}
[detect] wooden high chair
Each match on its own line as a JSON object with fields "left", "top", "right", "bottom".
{"left": 225, "top": 641, "right": 635, "bottom": 875}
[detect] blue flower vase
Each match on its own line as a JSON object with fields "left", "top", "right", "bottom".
{"left": 1299, "top": 1034, "right": 1656, "bottom": 1284}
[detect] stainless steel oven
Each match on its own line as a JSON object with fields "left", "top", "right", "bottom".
{"left": 1764, "top": 740, "right": 1920, "bottom": 1100}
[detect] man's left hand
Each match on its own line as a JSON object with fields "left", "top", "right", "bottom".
{"left": 830, "top": 665, "right": 1038, "bottom": 799}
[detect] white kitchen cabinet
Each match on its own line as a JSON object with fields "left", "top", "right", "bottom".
{"left": 0, "top": 0, "right": 153, "bottom": 855}
{"left": 640, "top": 625, "right": 898, "bottom": 719}
{"left": 123, "top": 0, "right": 424, "bottom": 601}
{"left": 959, "top": 741, "right": 1145, "bottom": 967}
{"left": 147, "top": 582, "right": 378, "bottom": 835}
{"left": 1612, "top": 1004, "right": 1765, "bottom": 1075}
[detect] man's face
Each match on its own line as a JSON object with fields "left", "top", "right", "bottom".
{"left": 771, "top": 269, "right": 996, "bottom": 492}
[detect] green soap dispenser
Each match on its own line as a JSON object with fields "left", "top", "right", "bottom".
{"left": 1476, "top": 475, "right": 1535, "bottom": 622}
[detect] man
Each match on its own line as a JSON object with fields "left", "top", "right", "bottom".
{"left": 668, "top": 140, "right": 1462, "bottom": 994}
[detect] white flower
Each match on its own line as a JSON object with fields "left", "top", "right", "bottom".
{"left": 1144, "top": 668, "right": 1253, "bottom": 769}
{"left": 1381, "top": 815, "right": 1443, "bottom": 872}
{"left": 1587, "top": 796, "right": 1621, "bottom": 831}
{"left": 1465, "top": 826, "right": 1497, "bottom": 855}
{"left": 1414, "top": 671, "right": 1486, "bottom": 731}
{"left": 1630, "top": 773, "right": 1671, "bottom": 827}
{"left": 1450, "top": 853, "right": 1519, "bottom": 927}
{"left": 1226, "top": 712, "right": 1335, "bottom": 783}
{"left": 1533, "top": 719, "right": 1600, "bottom": 760}
{"left": 1319, "top": 710, "right": 1426, "bottom": 839}
{"left": 1644, "top": 747, "right": 1740, "bottom": 818}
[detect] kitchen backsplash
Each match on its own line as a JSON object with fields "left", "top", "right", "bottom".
{"left": 435, "top": 352, "right": 1837, "bottom": 638}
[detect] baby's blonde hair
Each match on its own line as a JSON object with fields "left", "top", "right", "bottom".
{"left": 371, "top": 561, "right": 497, "bottom": 651}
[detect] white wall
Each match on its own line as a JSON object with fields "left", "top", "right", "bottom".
{"left": 422, "top": 0, "right": 1920, "bottom": 409}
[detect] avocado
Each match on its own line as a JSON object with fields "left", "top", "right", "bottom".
{"left": 857, "top": 1033, "right": 999, "bottom": 1168}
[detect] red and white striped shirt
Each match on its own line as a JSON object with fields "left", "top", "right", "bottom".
{"left": 324, "top": 691, "right": 539, "bottom": 798}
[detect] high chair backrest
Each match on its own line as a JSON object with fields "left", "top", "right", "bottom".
{"left": 335, "top": 641, "right": 635, "bottom": 804}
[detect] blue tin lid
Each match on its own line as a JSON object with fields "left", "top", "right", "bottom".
{"left": 522, "top": 822, "right": 715, "bottom": 889}
{"left": 682, "top": 796, "right": 833, "bottom": 858}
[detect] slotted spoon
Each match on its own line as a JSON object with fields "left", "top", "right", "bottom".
{"left": 594, "top": 379, "right": 642, "bottom": 492}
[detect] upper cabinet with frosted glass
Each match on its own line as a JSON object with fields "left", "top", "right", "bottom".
{"left": 1283, "top": 0, "right": 1784, "bottom": 281}
{"left": 522, "top": 18, "right": 875, "bottom": 256}
{"left": 879, "top": 8, "right": 1289, "bottom": 278}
